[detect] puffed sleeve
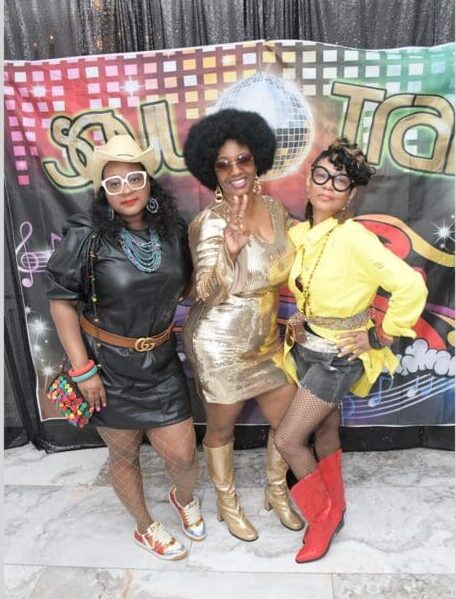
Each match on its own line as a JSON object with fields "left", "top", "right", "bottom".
{"left": 45, "top": 213, "right": 95, "bottom": 301}
{"left": 188, "top": 207, "right": 245, "bottom": 306}
{"left": 347, "top": 221, "right": 428, "bottom": 338}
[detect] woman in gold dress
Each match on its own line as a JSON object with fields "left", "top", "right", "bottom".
{"left": 182, "top": 109, "right": 303, "bottom": 541}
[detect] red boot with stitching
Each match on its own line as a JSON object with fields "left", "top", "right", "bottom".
{"left": 318, "top": 449, "right": 346, "bottom": 529}
{"left": 290, "top": 467, "right": 343, "bottom": 563}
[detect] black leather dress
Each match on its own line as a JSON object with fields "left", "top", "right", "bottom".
{"left": 45, "top": 213, "right": 193, "bottom": 429}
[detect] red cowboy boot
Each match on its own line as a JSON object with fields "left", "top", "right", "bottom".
{"left": 318, "top": 449, "right": 346, "bottom": 529}
{"left": 290, "top": 468, "right": 343, "bottom": 563}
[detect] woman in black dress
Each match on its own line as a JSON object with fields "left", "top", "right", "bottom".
{"left": 46, "top": 135, "right": 206, "bottom": 561}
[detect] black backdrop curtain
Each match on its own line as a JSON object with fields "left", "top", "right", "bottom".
{"left": 4, "top": 0, "right": 455, "bottom": 450}
{"left": 5, "top": 0, "right": 455, "bottom": 60}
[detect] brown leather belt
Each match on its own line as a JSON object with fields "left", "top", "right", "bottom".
{"left": 80, "top": 315, "right": 173, "bottom": 352}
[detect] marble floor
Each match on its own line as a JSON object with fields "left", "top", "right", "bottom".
{"left": 3, "top": 443, "right": 455, "bottom": 599}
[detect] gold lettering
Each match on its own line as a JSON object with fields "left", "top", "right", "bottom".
{"left": 368, "top": 94, "right": 414, "bottom": 164}
{"left": 331, "top": 82, "right": 385, "bottom": 144}
{"left": 331, "top": 83, "right": 454, "bottom": 175}
{"left": 390, "top": 95, "right": 455, "bottom": 174}
{"left": 140, "top": 101, "right": 186, "bottom": 172}
{"left": 43, "top": 110, "right": 131, "bottom": 189}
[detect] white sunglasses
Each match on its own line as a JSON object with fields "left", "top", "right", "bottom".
{"left": 101, "top": 170, "right": 147, "bottom": 195}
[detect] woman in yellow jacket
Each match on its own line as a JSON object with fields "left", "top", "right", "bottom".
{"left": 274, "top": 138, "right": 427, "bottom": 564}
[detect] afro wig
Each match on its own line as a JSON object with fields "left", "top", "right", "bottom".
{"left": 183, "top": 109, "right": 277, "bottom": 190}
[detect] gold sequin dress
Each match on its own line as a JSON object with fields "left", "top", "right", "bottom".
{"left": 183, "top": 195, "right": 294, "bottom": 404}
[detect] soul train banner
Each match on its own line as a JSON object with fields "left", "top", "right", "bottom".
{"left": 4, "top": 40, "right": 454, "bottom": 435}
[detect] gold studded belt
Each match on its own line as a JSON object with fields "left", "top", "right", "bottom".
{"left": 305, "top": 309, "right": 370, "bottom": 330}
{"left": 80, "top": 315, "right": 173, "bottom": 352}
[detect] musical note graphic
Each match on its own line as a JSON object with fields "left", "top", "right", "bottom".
{"left": 367, "top": 374, "right": 394, "bottom": 407}
{"left": 15, "top": 222, "right": 61, "bottom": 288}
{"left": 343, "top": 374, "right": 453, "bottom": 421}
{"left": 406, "top": 376, "right": 420, "bottom": 398}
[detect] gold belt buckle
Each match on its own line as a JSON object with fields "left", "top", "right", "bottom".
{"left": 134, "top": 337, "right": 156, "bottom": 352}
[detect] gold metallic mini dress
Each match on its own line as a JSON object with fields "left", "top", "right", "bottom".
{"left": 183, "top": 196, "right": 294, "bottom": 404}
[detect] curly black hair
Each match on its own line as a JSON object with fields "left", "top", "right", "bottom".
{"left": 312, "top": 137, "right": 376, "bottom": 187}
{"left": 183, "top": 108, "right": 277, "bottom": 190}
{"left": 305, "top": 138, "right": 376, "bottom": 224}
{"left": 92, "top": 174, "right": 178, "bottom": 241}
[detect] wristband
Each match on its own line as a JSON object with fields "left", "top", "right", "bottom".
{"left": 69, "top": 359, "right": 95, "bottom": 377}
{"left": 367, "top": 327, "right": 384, "bottom": 350}
{"left": 71, "top": 364, "right": 99, "bottom": 383}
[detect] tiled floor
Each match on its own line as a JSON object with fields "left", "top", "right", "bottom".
{"left": 4, "top": 443, "right": 455, "bottom": 598}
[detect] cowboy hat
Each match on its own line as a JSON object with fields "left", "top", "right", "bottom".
{"left": 89, "top": 134, "right": 159, "bottom": 192}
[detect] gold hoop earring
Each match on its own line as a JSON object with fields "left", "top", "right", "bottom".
{"left": 253, "top": 175, "right": 262, "bottom": 195}
{"left": 214, "top": 185, "right": 224, "bottom": 202}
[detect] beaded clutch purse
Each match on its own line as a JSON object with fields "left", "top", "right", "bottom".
{"left": 47, "top": 372, "right": 92, "bottom": 428}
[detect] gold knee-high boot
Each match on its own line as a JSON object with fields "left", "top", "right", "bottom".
{"left": 204, "top": 441, "right": 258, "bottom": 542}
{"left": 264, "top": 432, "right": 304, "bottom": 531}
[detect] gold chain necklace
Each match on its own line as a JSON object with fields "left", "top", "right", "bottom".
{"left": 295, "top": 228, "right": 334, "bottom": 316}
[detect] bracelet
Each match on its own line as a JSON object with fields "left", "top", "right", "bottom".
{"left": 69, "top": 359, "right": 95, "bottom": 377}
{"left": 71, "top": 364, "right": 99, "bottom": 383}
{"left": 367, "top": 327, "right": 384, "bottom": 350}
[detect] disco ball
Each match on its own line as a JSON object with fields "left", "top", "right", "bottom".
{"left": 215, "top": 72, "right": 314, "bottom": 180}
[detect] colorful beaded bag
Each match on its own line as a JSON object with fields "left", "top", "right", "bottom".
{"left": 47, "top": 232, "right": 101, "bottom": 428}
{"left": 47, "top": 373, "right": 92, "bottom": 428}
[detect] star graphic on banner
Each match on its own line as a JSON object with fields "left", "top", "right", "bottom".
{"left": 32, "top": 86, "right": 48, "bottom": 98}
{"left": 29, "top": 317, "right": 48, "bottom": 337}
{"left": 122, "top": 78, "right": 142, "bottom": 96}
{"left": 432, "top": 219, "right": 455, "bottom": 249}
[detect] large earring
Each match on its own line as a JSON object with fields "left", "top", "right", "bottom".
{"left": 253, "top": 175, "right": 262, "bottom": 195}
{"left": 146, "top": 197, "right": 159, "bottom": 214}
{"left": 107, "top": 205, "right": 115, "bottom": 221}
{"left": 214, "top": 185, "right": 224, "bottom": 203}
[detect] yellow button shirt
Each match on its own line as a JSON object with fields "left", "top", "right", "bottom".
{"left": 284, "top": 217, "right": 428, "bottom": 397}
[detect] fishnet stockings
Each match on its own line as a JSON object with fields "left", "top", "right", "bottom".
{"left": 97, "top": 427, "right": 152, "bottom": 534}
{"left": 145, "top": 418, "right": 199, "bottom": 506}
{"left": 275, "top": 388, "right": 340, "bottom": 480}
{"left": 314, "top": 407, "right": 341, "bottom": 461}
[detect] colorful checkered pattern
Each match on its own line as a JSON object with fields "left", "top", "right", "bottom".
{"left": 4, "top": 40, "right": 454, "bottom": 186}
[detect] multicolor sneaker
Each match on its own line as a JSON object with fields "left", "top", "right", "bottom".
{"left": 169, "top": 487, "right": 207, "bottom": 541}
{"left": 134, "top": 521, "right": 187, "bottom": 561}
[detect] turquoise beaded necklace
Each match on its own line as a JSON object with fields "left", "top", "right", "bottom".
{"left": 119, "top": 227, "right": 162, "bottom": 272}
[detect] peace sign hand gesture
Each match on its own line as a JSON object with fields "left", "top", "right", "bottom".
{"left": 224, "top": 194, "right": 250, "bottom": 260}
